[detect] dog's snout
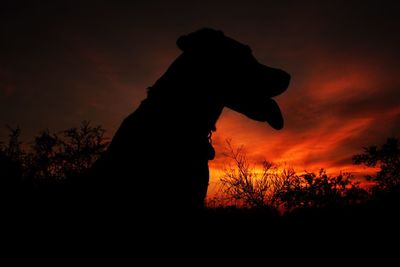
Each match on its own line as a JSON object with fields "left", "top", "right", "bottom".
{"left": 256, "top": 63, "right": 290, "bottom": 97}
{"left": 272, "top": 69, "right": 290, "bottom": 93}
{"left": 280, "top": 70, "right": 291, "bottom": 89}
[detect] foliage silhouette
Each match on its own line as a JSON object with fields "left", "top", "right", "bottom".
{"left": 218, "top": 140, "right": 369, "bottom": 212}
{"left": 2, "top": 126, "right": 24, "bottom": 162}
{"left": 352, "top": 137, "right": 400, "bottom": 224}
{"left": 353, "top": 137, "right": 400, "bottom": 191}
{"left": 59, "top": 121, "right": 108, "bottom": 177}
{"left": 0, "top": 122, "right": 107, "bottom": 199}
{"left": 218, "top": 139, "right": 294, "bottom": 209}
{"left": 0, "top": 127, "right": 25, "bottom": 201}
{"left": 277, "top": 169, "right": 369, "bottom": 210}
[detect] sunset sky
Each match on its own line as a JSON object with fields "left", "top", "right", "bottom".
{"left": 1, "top": 1, "right": 399, "bottom": 193}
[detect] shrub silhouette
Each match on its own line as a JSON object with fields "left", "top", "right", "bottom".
{"left": 219, "top": 140, "right": 368, "bottom": 211}
{"left": 58, "top": 121, "right": 108, "bottom": 177}
{"left": 0, "top": 127, "right": 25, "bottom": 200}
{"left": 277, "top": 170, "right": 369, "bottom": 210}
{"left": 353, "top": 137, "right": 400, "bottom": 191}
{"left": 0, "top": 121, "right": 108, "bottom": 195}
{"left": 219, "top": 139, "right": 296, "bottom": 209}
{"left": 1, "top": 126, "right": 24, "bottom": 162}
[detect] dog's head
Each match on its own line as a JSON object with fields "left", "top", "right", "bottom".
{"left": 177, "top": 28, "right": 290, "bottom": 130}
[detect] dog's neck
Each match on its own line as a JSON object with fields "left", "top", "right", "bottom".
{"left": 141, "top": 52, "right": 226, "bottom": 141}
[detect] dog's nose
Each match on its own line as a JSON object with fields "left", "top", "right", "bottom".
{"left": 270, "top": 68, "right": 290, "bottom": 96}
{"left": 280, "top": 70, "right": 291, "bottom": 91}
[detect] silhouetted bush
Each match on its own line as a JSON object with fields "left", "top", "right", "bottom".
{"left": 219, "top": 140, "right": 369, "bottom": 212}
{"left": 0, "top": 127, "right": 25, "bottom": 196}
{"left": 218, "top": 140, "right": 295, "bottom": 210}
{"left": 277, "top": 169, "right": 369, "bottom": 210}
{"left": 353, "top": 137, "right": 400, "bottom": 191}
{"left": 0, "top": 121, "right": 108, "bottom": 193}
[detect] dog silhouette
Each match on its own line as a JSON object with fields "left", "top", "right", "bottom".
{"left": 91, "top": 28, "right": 290, "bottom": 213}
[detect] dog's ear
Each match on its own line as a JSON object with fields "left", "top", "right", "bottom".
{"left": 177, "top": 28, "right": 225, "bottom": 52}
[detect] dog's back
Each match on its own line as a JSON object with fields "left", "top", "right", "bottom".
{"left": 89, "top": 97, "right": 212, "bottom": 213}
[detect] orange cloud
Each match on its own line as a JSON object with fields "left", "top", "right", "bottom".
{"left": 206, "top": 59, "right": 399, "bottom": 198}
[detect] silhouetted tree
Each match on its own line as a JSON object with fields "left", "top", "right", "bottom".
{"left": 58, "top": 121, "right": 108, "bottom": 177}
{"left": 219, "top": 140, "right": 295, "bottom": 209}
{"left": 0, "top": 127, "right": 24, "bottom": 193}
{"left": 353, "top": 138, "right": 400, "bottom": 190}
{"left": 219, "top": 140, "right": 368, "bottom": 211}
{"left": 26, "top": 121, "right": 108, "bottom": 183}
{"left": 2, "top": 126, "right": 24, "bottom": 162}
{"left": 277, "top": 169, "right": 368, "bottom": 210}
{"left": 0, "top": 122, "right": 108, "bottom": 194}
{"left": 27, "top": 130, "right": 61, "bottom": 182}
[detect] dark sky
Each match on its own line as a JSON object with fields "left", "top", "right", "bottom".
{"left": 1, "top": 1, "right": 399, "bottom": 183}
